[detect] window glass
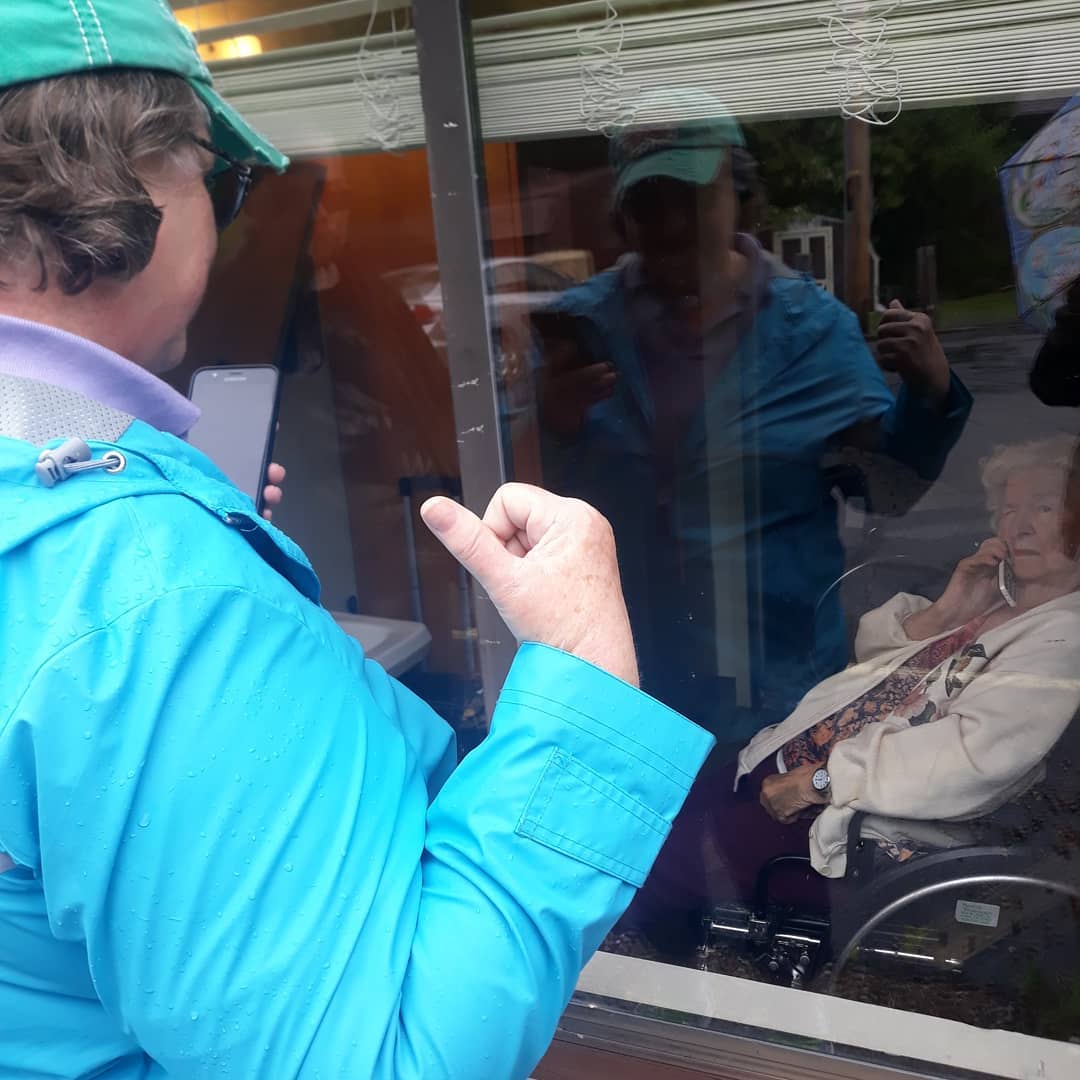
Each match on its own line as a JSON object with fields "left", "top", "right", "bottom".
{"left": 464, "top": 0, "right": 1080, "bottom": 1068}
{"left": 174, "top": 0, "right": 412, "bottom": 60}
{"left": 167, "top": 2, "right": 495, "bottom": 758}
{"left": 175, "top": 1, "right": 423, "bottom": 156}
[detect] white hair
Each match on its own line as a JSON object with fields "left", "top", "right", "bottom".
{"left": 981, "top": 434, "right": 1078, "bottom": 522}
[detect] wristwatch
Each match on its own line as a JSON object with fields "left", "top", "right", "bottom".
{"left": 810, "top": 767, "right": 831, "bottom": 797}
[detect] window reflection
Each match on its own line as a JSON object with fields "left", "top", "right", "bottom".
{"left": 176, "top": 0, "right": 1080, "bottom": 1059}
{"left": 532, "top": 88, "right": 972, "bottom": 749}
{"left": 490, "top": 77, "right": 1080, "bottom": 1040}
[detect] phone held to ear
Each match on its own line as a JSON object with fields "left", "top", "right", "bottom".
{"left": 187, "top": 365, "right": 280, "bottom": 514}
{"left": 999, "top": 557, "right": 1017, "bottom": 608}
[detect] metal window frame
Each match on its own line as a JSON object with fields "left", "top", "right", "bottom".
{"left": 413, "top": 0, "right": 518, "bottom": 708}
{"left": 407, "top": 4, "right": 1069, "bottom": 1079}
{"left": 544, "top": 997, "right": 995, "bottom": 1080}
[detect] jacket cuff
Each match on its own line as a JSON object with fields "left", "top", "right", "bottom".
{"left": 897, "top": 369, "right": 972, "bottom": 426}
{"left": 855, "top": 592, "right": 932, "bottom": 655}
{"left": 825, "top": 748, "right": 864, "bottom": 809}
{"left": 498, "top": 643, "right": 715, "bottom": 885}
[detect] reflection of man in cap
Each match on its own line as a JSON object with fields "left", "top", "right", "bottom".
{"left": 536, "top": 92, "right": 973, "bottom": 746}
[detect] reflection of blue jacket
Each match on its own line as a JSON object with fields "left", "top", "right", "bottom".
{"left": 0, "top": 395, "right": 713, "bottom": 1078}
{"left": 543, "top": 262, "right": 972, "bottom": 743}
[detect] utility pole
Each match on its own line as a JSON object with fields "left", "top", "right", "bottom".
{"left": 844, "top": 118, "right": 873, "bottom": 333}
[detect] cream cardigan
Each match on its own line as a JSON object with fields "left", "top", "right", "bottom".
{"left": 736, "top": 590, "right": 1080, "bottom": 877}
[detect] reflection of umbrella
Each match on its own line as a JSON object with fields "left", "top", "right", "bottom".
{"left": 999, "top": 94, "right": 1080, "bottom": 330}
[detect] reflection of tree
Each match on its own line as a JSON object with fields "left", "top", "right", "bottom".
{"left": 744, "top": 105, "right": 1050, "bottom": 301}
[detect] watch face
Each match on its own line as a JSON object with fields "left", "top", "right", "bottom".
{"left": 811, "top": 768, "right": 831, "bottom": 792}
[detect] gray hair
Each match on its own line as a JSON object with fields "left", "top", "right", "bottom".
{"left": 981, "top": 434, "right": 1078, "bottom": 523}
{"left": 0, "top": 70, "right": 209, "bottom": 296}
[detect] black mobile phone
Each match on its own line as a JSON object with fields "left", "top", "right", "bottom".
{"left": 528, "top": 309, "right": 593, "bottom": 367}
{"left": 187, "top": 365, "right": 280, "bottom": 513}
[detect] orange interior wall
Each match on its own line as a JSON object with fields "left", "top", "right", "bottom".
{"left": 309, "top": 142, "right": 525, "bottom": 673}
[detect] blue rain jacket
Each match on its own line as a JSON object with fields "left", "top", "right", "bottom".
{"left": 0, "top": 417, "right": 714, "bottom": 1079}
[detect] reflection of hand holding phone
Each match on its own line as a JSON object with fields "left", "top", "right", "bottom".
{"left": 999, "top": 557, "right": 1017, "bottom": 608}
{"left": 529, "top": 310, "right": 591, "bottom": 367}
{"left": 530, "top": 310, "right": 615, "bottom": 439}
{"left": 187, "top": 365, "right": 280, "bottom": 513}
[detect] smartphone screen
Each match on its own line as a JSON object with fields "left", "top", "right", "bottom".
{"left": 187, "top": 366, "right": 279, "bottom": 510}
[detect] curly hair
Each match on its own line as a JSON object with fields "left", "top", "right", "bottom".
{"left": 981, "top": 434, "right": 1079, "bottom": 524}
{"left": 0, "top": 70, "right": 208, "bottom": 296}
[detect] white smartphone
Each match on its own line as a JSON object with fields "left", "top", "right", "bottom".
{"left": 187, "top": 365, "right": 280, "bottom": 513}
{"left": 999, "top": 558, "right": 1017, "bottom": 608}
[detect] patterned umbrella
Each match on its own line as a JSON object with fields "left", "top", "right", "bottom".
{"left": 999, "top": 94, "right": 1080, "bottom": 330}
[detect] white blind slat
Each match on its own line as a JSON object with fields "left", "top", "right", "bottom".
{"left": 201, "top": 0, "right": 1080, "bottom": 156}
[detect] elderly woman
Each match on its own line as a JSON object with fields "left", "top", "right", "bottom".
{"left": 743, "top": 433, "right": 1080, "bottom": 877}
{"left": 625, "top": 435, "right": 1080, "bottom": 946}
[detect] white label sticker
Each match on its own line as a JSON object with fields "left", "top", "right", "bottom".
{"left": 955, "top": 899, "right": 1000, "bottom": 928}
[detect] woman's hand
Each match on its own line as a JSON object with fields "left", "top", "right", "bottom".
{"left": 904, "top": 538, "right": 1007, "bottom": 640}
{"left": 760, "top": 764, "right": 829, "bottom": 824}
{"left": 421, "top": 484, "right": 639, "bottom": 686}
{"left": 539, "top": 339, "right": 616, "bottom": 440}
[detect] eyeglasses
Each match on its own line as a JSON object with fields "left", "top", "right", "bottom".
{"left": 192, "top": 136, "right": 254, "bottom": 231}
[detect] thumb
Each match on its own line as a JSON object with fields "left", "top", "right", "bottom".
{"left": 421, "top": 496, "right": 511, "bottom": 588}
{"left": 888, "top": 298, "right": 904, "bottom": 310}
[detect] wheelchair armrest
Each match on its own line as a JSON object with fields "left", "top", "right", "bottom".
{"left": 844, "top": 810, "right": 871, "bottom": 882}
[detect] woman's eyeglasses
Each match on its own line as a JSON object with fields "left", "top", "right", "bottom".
{"left": 191, "top": 136, "right": 254, "bottom": 231}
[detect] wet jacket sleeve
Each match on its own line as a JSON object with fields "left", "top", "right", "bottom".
{"left": 878, "top": 372, "right": 972, "bottom": 483}
{"left": 16, "top": 586, "right": 713, "bottom": 1080}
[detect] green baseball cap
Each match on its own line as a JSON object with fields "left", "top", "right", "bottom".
{"left": 0, "top": 0, "right": 288, "bottom": 171}
{"left": 611, "top": 89, "right": 745, "bottom": 205}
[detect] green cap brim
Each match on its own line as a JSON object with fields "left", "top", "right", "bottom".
{"left": 615, "top": 147, "right": 726, "bottom": 205}
{"left": 189, "top": 79, "right": 289, "bottom": 173}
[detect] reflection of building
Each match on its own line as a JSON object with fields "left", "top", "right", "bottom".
{"left": 768, "top": 215, "right": 882, "bottom": 309}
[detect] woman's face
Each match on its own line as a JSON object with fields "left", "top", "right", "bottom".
{"left": 997, "top": 466, "right": 1077, "bottom": 582}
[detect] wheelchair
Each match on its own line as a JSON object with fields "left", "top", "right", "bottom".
{"left": 698, "top": 551, "right": 1080, "bottom": 1038}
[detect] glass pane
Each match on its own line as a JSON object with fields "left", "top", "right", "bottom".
{"left": 469, "top": 0, "right": 1080, "bottom": 1070}
{"left": 164, "top": 9, "right": 488, "bottom": 752}
{"left": 174, "top": 1, "right": 413, "bottom": 61}
{"left": 780, "top": 236, "right": 804, "bottom": 267}
{"left": 172, "top": 2, "right": 423, "bottom": 157}
{"left": 809, "top": 234, "right": 828, "bottom": 282}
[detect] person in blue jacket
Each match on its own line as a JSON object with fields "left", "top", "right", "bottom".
{"left": 0, "top": 4, "right": 715, "bottom": 1078}
{"left": 535, "top": 94, "right": 973, "bottom": 749}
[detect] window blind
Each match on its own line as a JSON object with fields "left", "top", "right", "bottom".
{"left": 184, "top": 0, "right": 1080, "bottom": 156}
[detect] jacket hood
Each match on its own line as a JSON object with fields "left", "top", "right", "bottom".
{"left": 0, "top": 421, "right": 319, "bottom": 602}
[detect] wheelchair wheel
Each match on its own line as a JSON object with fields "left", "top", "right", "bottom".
{"left": 823, "top": 869, "right": 1080, "bottom": 1039}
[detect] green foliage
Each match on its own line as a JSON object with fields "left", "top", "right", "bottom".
{"left": 743, "top": 104, "right": 1054, "bottom": 302}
